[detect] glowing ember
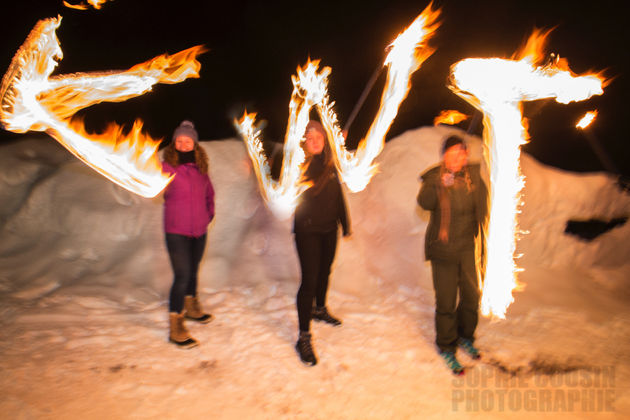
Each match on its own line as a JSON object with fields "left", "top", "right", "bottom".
{"left": 576, "top": 110, "right": 598, "bottom": 129}
{"left": 237, "top": 4, "right": 441, "bottom": 217}
{"left": 449, "top": 29, "right": 604, "bottom": 318}
{"left": 0, "top": 17, "right": 206, "bottom": 198}
{"left": 63, "top": 0, "right": 111, "bottom": 10}
{"left": 433, "top": 109, "right": 469, "bottom": 126}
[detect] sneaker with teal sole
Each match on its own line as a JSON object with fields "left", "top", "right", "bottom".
{"left": 458, "top": 338, "right": 481, "bottom": 360}
{"left": 440, "top": 351, "right": 464, "bottom": 375}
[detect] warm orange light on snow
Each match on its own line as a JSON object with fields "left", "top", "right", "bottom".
{"left": 433, "top": 110, "right": 469, "bottom": 126}
{"left": 576, "top": 110, "right": 598, "bottom": 129}
{"left": 0, "top": 17, "right": 206, "bottom": 198}
{"left": 236, "top": 4, "right": 440, "bottom": 217}
{"left": 449, "top": 29, "right": 605, "bottom": 318}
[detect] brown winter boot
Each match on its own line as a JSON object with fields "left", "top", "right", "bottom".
{"left": 169, "top": 312, "right": 198, "bottom": 348}
{"left": 184, "top": 295, "right": 213, "bottom": 323}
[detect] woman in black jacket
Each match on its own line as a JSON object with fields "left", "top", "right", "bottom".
{"left": 294, "top": 120, "right": 350, "bottom": 366}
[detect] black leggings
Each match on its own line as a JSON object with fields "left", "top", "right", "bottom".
{"left": 294, "top": 230, "right": 338, "bottom": 332}
{"left": 165, "top": 233, "right": 207, "bottom": 313}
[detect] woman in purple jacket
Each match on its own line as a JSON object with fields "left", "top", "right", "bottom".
{"left": 162, "top": 120, "right": 215, "bottom": 348}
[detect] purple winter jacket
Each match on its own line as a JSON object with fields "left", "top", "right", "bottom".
{"left": 162, "top": 161, "right": 215, "bottom": 237}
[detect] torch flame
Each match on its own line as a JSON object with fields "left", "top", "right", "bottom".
{"left": 449, "top": 29, "right": 605, "bottom": 318}
{"left": 576, "top": 110, "right": 598, "bottom": 129}
{"left": 237, "top": 4, "right": 440, "bottom": 216}
{"left": 234, "top": 60, "right": 324, "bottom": 219}
{"left": 322, "top": 4, "right": 441, "bottom": 192}
{"left": 0, "top": 17, "right": 206, "bottom": 198}
{"left": 434, "top": 109, "right": 469, "bottom": 126}
{"left": 63, "top": 0, "right": 111, "bottom": 10}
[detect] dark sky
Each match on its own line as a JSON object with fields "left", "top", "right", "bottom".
{"left": 1, "top": 0, "right": 628, "bottom": 175}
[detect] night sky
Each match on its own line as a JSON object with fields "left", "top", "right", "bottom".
{"left": 1, "top": 0, "right": 628, "bottom": 176}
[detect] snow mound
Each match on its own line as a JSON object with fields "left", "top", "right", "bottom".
{"left": 1, "top": 127, "right": 628, "bottom": 302}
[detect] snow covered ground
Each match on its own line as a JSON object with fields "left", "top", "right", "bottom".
{"left": 0, "top": 126, "right": 628, "bottom": 419}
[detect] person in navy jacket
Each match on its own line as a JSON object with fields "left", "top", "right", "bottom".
{"left": 162, "top": 120, "right": 215, "bottom": 348}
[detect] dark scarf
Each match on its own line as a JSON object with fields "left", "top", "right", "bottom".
{"left": 177, "top": 150, "right": 196, "bottom": 165}
{"left": 304, "top": 152, "right": 335, "bottom": 195}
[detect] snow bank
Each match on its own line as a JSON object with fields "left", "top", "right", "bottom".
{"left": 1, "top": 127, "right": 628, "bottom": 303}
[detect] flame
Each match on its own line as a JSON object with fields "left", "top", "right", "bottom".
{"left": 449, "top": 29, "right": 604, "bottom": 318}
{"left": 234, "top": 60, "right": 325, "bottom": 219}
{"left": 236, "top": 4, "right": 440, "bottom": 216}
{"left": 63, "top": 0, "right": 111, "bottom": 10}
{"left": 0, "top": 17, "right": 206, "bottom": 198}
{"left": 434, "top": 109, "right": 469, "bottom": 126}
{"left": 320, "top": 4, "right": 441, "bottom": 192}
{"left": 576, "top": 110, "right": 598, "bottom": 129}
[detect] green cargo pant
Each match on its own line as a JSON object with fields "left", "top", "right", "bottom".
{"left": 430, "top": 249, "right": 480, "bottom": 353}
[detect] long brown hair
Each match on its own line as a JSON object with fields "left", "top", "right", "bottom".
{"left": 163, "top": 143, "right": 209, "bottom": 175}
{"left": 302, "top": 143, "right": 336, "bottom": 194}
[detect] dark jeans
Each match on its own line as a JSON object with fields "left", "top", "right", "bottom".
{"left": 165, "top": 233, "right": 207, "bottom": 313}
{"left": 430, "top": 249, "right": 480, "bottom": 353}
{"left": 294, "top": 230, "right": 338, "bottom": 332}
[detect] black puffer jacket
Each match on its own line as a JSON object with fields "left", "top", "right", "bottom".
{"left": 294, "top": 153, "right": 350, "bottom": 235}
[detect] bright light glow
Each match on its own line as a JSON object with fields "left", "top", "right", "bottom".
{"left": 235, "top": 60, "right": 326, "bottom": 218}
{"left": 433, "top": 109, "right": 469, "bottom": 126}
{"left": 0, "top": 17, "right": 206, "bottom": 197}
{"left": 576, "top": 110, "right": 598, "bottom": 129}
{"left": 63, "top": 0, "right": 111, "bottom": 10}
{"left": 320, "top": 4, "right": 441, "bottom": 192}
{"left": 237, "top": 4, "right": 440, "bottom": 217}
{"left": 449, "top": 29, "right": 605, "bottom": 318}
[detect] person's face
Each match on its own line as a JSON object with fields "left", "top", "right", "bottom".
{"left": 443, "top": 144, "right": 468, "bottom": 172}
{"left": 175, "top": 136, "right": 195, "bottom": 152}
{"left": 304, "top": 129, "right": 325, "bottom": 155}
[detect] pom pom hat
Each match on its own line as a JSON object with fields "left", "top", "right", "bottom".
{"left": 172, "top": 120, "right": 199, "bottom": 143}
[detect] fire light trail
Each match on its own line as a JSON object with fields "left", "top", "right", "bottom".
{"left": 63, "top": 0, "right": 111, "bottom": 10}
{"left": 433, "top": 109, "right": 469, "bottom": 126}
{"left": 234, "top": 62, "right": 320, "bottom": 219}
{"left": 318, "top": 5, "right": 441, "bottom": 192}
{"left": 576, "top": 110, "right": 620, "bottom": 175}
{"left": 449, "top": 29, "right": 605, "bottom": 318}
{"left": 576, "top": 110, "right": 598, "bottom": 129}
{"left": 236, "top": 4, "right": 441, "bottom": 217}
{"left": 0, "top": 17, "right": 206, "bottom": 198}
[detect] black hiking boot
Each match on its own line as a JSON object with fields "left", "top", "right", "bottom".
{"left": 312, "top": 306, "right": 342, "bottom": 326}
{"left": 295, "top": 331, "right": 317, "bottom": 366}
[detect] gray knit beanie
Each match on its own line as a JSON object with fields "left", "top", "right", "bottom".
{"left": 172, "top": 120, "right": 199, "bottom": 143}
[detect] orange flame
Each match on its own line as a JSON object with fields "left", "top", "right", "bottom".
{"left": 449, "top": 29, "right": 605, "bottom": 318}
{"left": 236, "top": 4, "right": 441, "bottom": 216}
{"left": 63, "top": 0, "right": 111, "bottom": 10}
{"left": 0, "top": 17, "right": 206, "bottom": 198}
{"left": 576, "top": 110, "right": 598, "bottom": 129}
{"left": 322, "top": 3, "right": 441, "bottom": 192}
{"left": 234, "top": 60, "right": 321, "bottom": 219}
{"left": 433, "top": 109, "right": 469, "bottom": 126}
